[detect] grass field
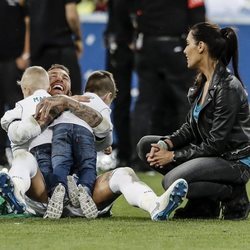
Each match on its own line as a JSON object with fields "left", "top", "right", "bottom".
{"left": 0, "top": 172, "right": 250, "bottom": 250}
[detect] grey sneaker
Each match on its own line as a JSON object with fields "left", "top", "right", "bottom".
{"left": 44, "top": 183, "right": 65, "bottom": 219}
{"left": 67, "top": 175, "right": 80, "bottom": 207}
{"left": 78, "top": 184, "right": 98, "bottom": 219}
{"left": 151, "top": 178, "right": 188, "bottom": 221}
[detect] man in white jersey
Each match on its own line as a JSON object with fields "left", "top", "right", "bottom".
{"left": 1, "top": 64, "right": 188, "bottom": 221}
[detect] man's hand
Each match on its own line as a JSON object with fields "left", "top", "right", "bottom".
{"left": 34, "top": 95, "right": 69, "bottom": 127}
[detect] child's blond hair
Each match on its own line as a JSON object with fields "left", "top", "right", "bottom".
{"left": 18, "top": 66, "right": 50, "bottom": 94}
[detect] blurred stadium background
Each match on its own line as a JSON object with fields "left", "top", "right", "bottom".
{"left": 78, "top": 0, "right": 250, "bottom": 95}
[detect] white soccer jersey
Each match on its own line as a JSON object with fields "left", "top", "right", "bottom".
{"left": 1, "top": 89, "right": 51, "bottom": 152}
{"left": 1, "top": 90, "right": 49, "bottom": 131}
{"left": 51, "top": 92, "right": 113, "bottom": 138}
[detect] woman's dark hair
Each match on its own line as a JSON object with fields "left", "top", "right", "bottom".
{"left": 190, "top": 22, "right": 243, "bottom": 85}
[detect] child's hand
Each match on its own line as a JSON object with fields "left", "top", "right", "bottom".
{"left": 103, "top": 146, "right": 112, "bottom": 155}
{"left": 71, "top": 95, "right": 92, "bottom": 103}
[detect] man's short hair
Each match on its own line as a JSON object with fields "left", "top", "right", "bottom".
{"left": 47, "top": 64, "right": 70, "bottom": 75}
{"left": 85, "top": 70, "right": 118, "bottom": 100}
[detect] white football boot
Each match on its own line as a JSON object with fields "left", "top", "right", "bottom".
{"left": 0, "top": 172, "right": 26, "bottom": 214}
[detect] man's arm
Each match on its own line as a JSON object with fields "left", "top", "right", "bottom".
{"left": 65, "top": 1, "right": 83, "bottom": 58}
{"left": 35, "top": 95, "right": 103, "bottom": 129}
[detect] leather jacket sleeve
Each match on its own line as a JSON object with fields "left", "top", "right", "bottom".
{"left": 173, "top": 76, "right": 248, "bottom": 163}
{"left": 169, "top": 110, "right": 195, "bottom": 149}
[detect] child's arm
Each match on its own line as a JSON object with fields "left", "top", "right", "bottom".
{"left": 103, "top": 146, "right": 112, "bottom": 155}
{"left": 95, "top": 131, "right": 113, "bottom": 152}
{"left": 92, "top": 108, "right": 112, "bottom": 138}
{"left": 7, "top": 116, "right": 41, "bottom": 145}
{"left": 1, "top": 104, "right": 22, "bottom": 132}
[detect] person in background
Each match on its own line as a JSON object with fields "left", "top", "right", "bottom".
{"left": 137, "top": 22, "right": 250, "bottom": 220}
{"left": 0, "top": 0, "right": 30, "bottom": 168}
{"left": 26, "top": 0, "right": 83, "bottom": 95}
{"left": 103, "top": 0, "right": 134, "bottom": 168}
{"left": 131, "top": 0, "right": 206, "bottom": 171}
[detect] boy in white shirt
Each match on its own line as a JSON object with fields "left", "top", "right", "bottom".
{"left": 45, "top": 70, "right": 117, "bottom": 219}
{"left": 0, "top": 66, "right": 50, "bottom": 214}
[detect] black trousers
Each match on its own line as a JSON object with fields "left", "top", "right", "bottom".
{"left": 131, "top": 38, "right": 195, "bottom": 168}
{"left": 106, "top": 44, "right": 134, "bottom": 163}
{"left": 31, "top": 46, "right": 82, "bottom": 95}
{"left": 137, "top": 135, "right": 250, "bottom": 201}
{"left": 0, "top": 59, "right": 23, "bottom": 162}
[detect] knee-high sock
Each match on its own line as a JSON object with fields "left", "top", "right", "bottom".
{"left": 9, "top": 150, "right": 38, "bottom": 195}
{"left": 109, "top": 167, "right": 157, "bottom": 213}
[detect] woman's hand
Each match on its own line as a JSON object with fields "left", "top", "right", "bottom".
{"left": 146, "top": 143, "right": 174, "bottom": 168}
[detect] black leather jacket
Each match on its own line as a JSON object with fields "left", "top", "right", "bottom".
{"left": 170, "top": 63, "right": 250, "bottom": 163}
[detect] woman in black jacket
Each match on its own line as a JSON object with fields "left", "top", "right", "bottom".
{"left": 137, "top": 22, "right": 250, "bottom": 220}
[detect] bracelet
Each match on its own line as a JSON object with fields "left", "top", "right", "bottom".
{"left": 157, "top": 140, "right": 169, "bottom": 150}
{"left": 164, "top": 140, "right": 172, "bottom": 150}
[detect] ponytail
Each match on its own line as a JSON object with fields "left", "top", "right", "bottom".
{"left": 220, "top": 27, "right": 243, "bottom": 85}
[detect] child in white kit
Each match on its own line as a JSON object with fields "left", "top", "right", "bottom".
{"left": 0, "top": 66, "right": 50, "bottom": 213}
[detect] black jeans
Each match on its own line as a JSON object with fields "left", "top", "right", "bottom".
{"left": 137, "top": 135, "right": 250, "bottom": 201}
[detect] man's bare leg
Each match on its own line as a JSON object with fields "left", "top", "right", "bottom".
{"left": 94, "top": 167, "right": 188, "bottom": 221}
{"left": 93, "top": 171, "right": 121, "bottom": 210}
{"left": 26, "top": 168, "right": 48, "bottom": 203}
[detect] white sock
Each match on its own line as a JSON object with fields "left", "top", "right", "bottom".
{"left": 9, "top": 150, "right": 38, "bottom": 195}
{"left": 109, "top": 167, "right": 157, "bottom": 213}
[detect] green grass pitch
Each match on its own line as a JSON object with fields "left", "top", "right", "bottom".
{"left": 0, "top": 172, "right": 250, "bottom": 250}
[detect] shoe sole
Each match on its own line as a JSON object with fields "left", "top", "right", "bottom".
{"left": 78, "top": 185, "right": 98, "bottom": 219}
{"left": 44, "top": 184, "right": 65, "bottom": 219}
{"left": 67, "top": 176, "right": 80, "bottom": 207}
{"left": 152, "top": 179, "right": 188, "bottom": 221}
{"left": 0, "top": 173, "right": 26, "bottom": 214}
